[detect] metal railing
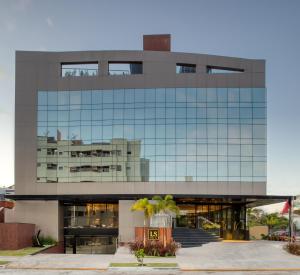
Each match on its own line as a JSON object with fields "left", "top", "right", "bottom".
{"left": 108, "top": 69, "right": 130, "bottom": 75}
{"left": 62, "top": 68, "right": 98, "bottom": 77}
{"left": 197, "top": 216, "right": 221, "bottom": 237}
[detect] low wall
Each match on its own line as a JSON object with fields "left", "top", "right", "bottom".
{"left": 135, "top": 227, "right": 172, "bottom": 244}
{"left": 249, "top": 225, "right": 268, "bottom": 240}
{"left": 5, "top": 200, "right": 61, "bottom": 242}
{"left": 0, "top": 210, "right": 4, "bottom": 223}
{"left": 0, "top": 223, "right": 35, "bottom": 249}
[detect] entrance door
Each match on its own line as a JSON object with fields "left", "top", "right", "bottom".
{"left": 176, "top": 213, "right": 196, "bottom": 228}
{"left": 175, "top": 204, "right": 197, "bottom": 228}
{"left": 64, "top": 235, "right": 117, "bottom": 254}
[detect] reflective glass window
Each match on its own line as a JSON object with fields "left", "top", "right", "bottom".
{"left": 37, "top": 87, "right": 266, "bottom": 183}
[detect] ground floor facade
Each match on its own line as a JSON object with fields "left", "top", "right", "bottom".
{"left": 5, "top": 194, "right": 289, "bottom": 254}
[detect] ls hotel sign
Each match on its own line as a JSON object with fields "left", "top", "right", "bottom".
{"left": 148, "top": 229, "right": 159, "bottom": 240}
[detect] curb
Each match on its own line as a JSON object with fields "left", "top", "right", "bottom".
{"left": 181, "top": 268, "right": 300, "bottom": 272}
{"left": 30, "top": 245, "right": 55, "bottom": 255}
{"left": 5, "top": 266, "right": 107, "bottom": 271}
{"left": 109, "top": 266, "right": 180, "bottom": 271}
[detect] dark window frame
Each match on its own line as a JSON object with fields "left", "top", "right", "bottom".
{"left": 108, "top": 61, "right": 143, "bottom": 75}
{"left": 61, "top": 62, "right": 99, "bottom": 77}
{"left": 176, "top": 63, "right": 196, "bottom": 74}
{"left": 207, "top": 65, "right": 244, "bottom": 74}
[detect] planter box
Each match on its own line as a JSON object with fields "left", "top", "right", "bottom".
{"left": 135, "top": 227, "right": 172, "bottom": 244}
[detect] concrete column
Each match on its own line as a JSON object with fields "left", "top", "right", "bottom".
{"left": 118, "top": 200, "right": 144, "bottom": 243}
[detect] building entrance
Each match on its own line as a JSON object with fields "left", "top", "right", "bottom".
{"left": 63, "top": 202, "right": 118, "bottom": 254}
{"left": 175, "top": 203, "right": 247, "bottom": 240}
{"left": 65, "top": 235, "right": 117, "bottom": 254}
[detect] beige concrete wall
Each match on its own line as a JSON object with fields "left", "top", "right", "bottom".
{"left": 118, "top": 200, "right": 144, "bottom": 243}
{"left": 249, "top": 225, "right": 268, "bottom": 240}
{"left": 5, "top": 200, "right": 61, "bottom": 241}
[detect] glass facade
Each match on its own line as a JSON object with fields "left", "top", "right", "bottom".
{"left": 64, "top": 203, "right": 118, "bottom": 229}
{"left": 37, "top": 88, "right": 266, "bottom": 183}
{"left": 176, "top": 203, "right": 246, "bottom": 234}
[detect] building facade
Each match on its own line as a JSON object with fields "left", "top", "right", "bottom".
{"left": 7, "top": 35, "right": 287, "bottom": 253}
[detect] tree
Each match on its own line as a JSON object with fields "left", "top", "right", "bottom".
{"left": 265, "top": 213, "right": 278, "bottom": 231}
{"left": 247, "top": 208, "right": 289, "bottom": 232}
{"left": 152, "top": 195, "right": 180, "bottom": 216}
{"left": 152, "top": 195, "right": 179, "bottom": 247}
{"left": 247, "top": 208, "right": 265, "bottom": 227}
{"left": 131, "top": 198, "right": 155, "bottom": 245}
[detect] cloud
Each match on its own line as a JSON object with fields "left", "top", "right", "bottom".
{"left": 46, "top": 17, "right": 54, "bottom": 28}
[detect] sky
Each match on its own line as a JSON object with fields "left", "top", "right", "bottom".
{"left": 0, "top": 0, "right": 299, "bottom": 195}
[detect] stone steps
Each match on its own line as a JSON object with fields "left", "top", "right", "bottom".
{"left": 172, "top": 228, "right": 220, "bottom": 248}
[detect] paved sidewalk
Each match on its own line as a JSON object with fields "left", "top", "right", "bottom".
{"left": 2, "top": 241, "right": 300, "bottom": 272}
{"left": 176, "top": 241, "right": 300, "bottom": 270}
{"left": 112, "top": 246, "right": 177, "bottom": 264}
{"left": 0, "top": 256, "right": 24, "bottom": 262}
{"left": 5, "top": 253, "right": 112, "bottom": 270}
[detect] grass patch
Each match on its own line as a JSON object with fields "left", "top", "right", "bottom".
{"left": 110, "top": 262, "right": 178, "bottom": 268}
{"left": 0, "top": 261, "right": 10, "bottom": 265}
{"left": 0, "top": 246, "right": 50, "bottom": 256}
{"left": 145, "top": 255, "right": 176, "bottom": 258}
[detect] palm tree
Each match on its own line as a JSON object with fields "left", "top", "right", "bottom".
{"left": 152, "top": 195, "right": 180, "bottom": 216}
{"left": 152, "top": 195, "right": 179, "bottom": 247}
{"left": 131, "top": 198, "right": 155, "bottom": 245}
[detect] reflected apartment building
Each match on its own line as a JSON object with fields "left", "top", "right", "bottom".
{"left": 6, "top": 34, "right": 291, "bottom": 253}
{"left": 37, "top": 136, "right": 149, "bottom": 183}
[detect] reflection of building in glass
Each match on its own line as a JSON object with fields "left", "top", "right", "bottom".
{"left": 37, "top": 88, "right": 266, "bottom": 183}
{"left": 37, "top": 136, "right": 149, "bottom": 182}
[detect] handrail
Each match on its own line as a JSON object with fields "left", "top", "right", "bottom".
{"left": 197, "top": 216, "right": 219, "bottom": 227}
{"left": 108, "top": 70, "right": 130, "bottom": 75}
{"left": 197, "top": 216, "right": 221, "bottom": 237}
{"left": 62, "top": 68, "right": 98, "bottom": 77}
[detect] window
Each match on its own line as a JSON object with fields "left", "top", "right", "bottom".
{"left": 108, "top": 62, "right": 142, "bottom": 75}
{"left": 207, "top": 65, "right": 244, "bottom": 74}
{"left": 37, "top": 88, "right": 266, "bottom": 183}
{"left": 176, "top": 63, "right": 196, "bottom": 74}
{"left": 61, "top": 62, "right": 98, "bottom": 77}
{"left": 47, "top": 163, "right": 57, "bottom": 170}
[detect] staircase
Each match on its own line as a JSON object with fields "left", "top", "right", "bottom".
{"left": 172, "top": 227, "right": 221, "bottom": 248}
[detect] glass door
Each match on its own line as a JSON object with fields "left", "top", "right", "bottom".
{"left": 64, "top": 235, "right": 117, "bottom": 254}
{"left": 176, "top": 204, "right": 196, "bottom": 228}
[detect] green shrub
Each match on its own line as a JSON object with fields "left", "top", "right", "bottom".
{"left": 39, "top": 235, "right": 57, "bottom": 246}
{"left": 261, "top": 234, "right": 268, "bottom": 240}
{"left": 202, "top": 222, "right": 220, "bottom": 230}
{"left": 134, "top": 249, "right": 145, "bottom": 266}
{"left": 129, "top": 240, "right": 180, "bottom": 257}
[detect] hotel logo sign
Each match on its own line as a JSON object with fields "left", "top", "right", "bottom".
{"left": 148, "top": 229, "right": 159, "bottom": 240}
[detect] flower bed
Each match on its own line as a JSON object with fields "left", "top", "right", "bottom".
{"left": 129, "top": 240, "right": 180, "bottom": 257}
{"left": 285, "top": 242, "right": 300, "bottom": 256}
